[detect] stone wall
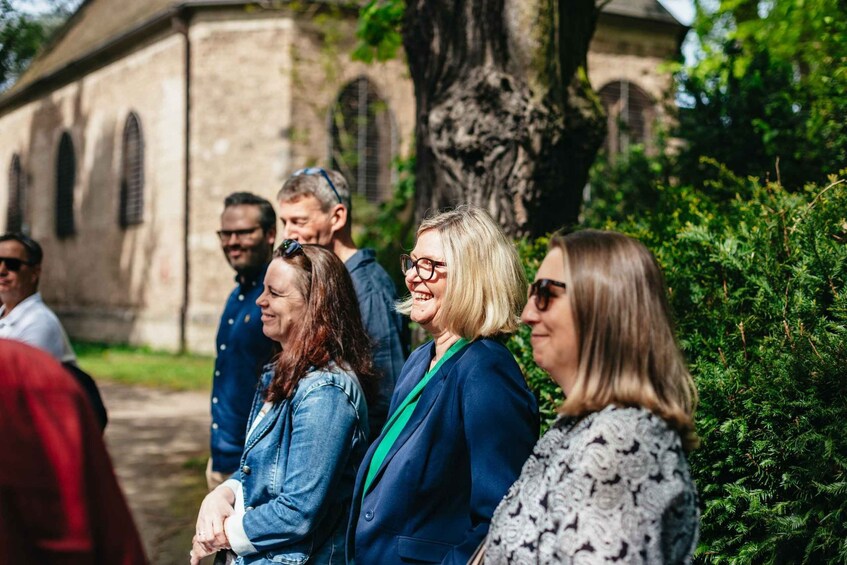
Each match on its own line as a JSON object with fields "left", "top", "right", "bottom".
{"left": 0, "top": 32, "right": 187, "bottom": 350}
{"left": 183, "top": 9, "right": 416, "bottom": 353}
{"left": 183, "top": 13, "right": 296, "bottom": 352}
{"left": 589, "top": 17, "right": 682, "bottom": 116}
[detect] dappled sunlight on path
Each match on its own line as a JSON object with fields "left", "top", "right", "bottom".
{"left": 100, "top": 381, "right": 211, "bottom": 564}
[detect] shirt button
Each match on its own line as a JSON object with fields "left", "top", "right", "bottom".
{"left": 228, "top": 318, "right": 234, "bottom": 325}
{"left": 364, "top": 510, "right": 374, "bottom": 521}
{"left": 215, "top": 370, "right": 220, "bottom": 377}
{"left": 220, "top": 344, "right": 226, "bottom": 351}
{"left": 246, "top": 506, "right": 253, "bottom": 511}
{"left": 238, "top": 294, "right": 244, "bottom": 301}
{"left": 242, "top": 465, "right": 251, "bottom": 475}
{"left": 212, "top": 397, "right": 218, "bottom": 404}
{"left": 212, "top": 422, "right": 219, "bottom": 430}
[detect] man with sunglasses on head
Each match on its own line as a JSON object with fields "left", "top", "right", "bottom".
{"left": 277, "top": 168, "right": 409, "bottom": 439}
{"left": 0, "top": 232, "right": 76, "bottom": 364}
{"left": 208, "top": 192, "right": 278, "bottom": 490}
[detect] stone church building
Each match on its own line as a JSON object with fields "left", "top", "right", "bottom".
{"left": 0, "top": 0, "right": 685, "bottom": 353}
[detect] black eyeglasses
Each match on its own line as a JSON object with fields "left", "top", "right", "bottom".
{"left": 292, "top": 167, "right": 343, "bottom": 205}
{"left": 217, "top": 225, "right": 262, "bottom": 242}
{"left": 275, "top": 238, "right": 304, "bottom": 259}
{"left": 0, "top": 257, "right": 32, "bottom": 272}
{"left": 528, "top": 278, "right": 567, "bottom": 311}
{"left": 400, "top": 254, "right": 446, "bottom": 281}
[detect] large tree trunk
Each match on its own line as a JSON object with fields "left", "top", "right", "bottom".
{"left": 403, "top": 0, "right": 606, "bottom": 237}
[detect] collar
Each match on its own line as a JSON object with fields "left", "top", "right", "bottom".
{"left": 0, "top": 292, "right": 43, "bottom": 325}
{"left": 344, "top": 248, "right": 375, "bottom": 272}
{"left": 234, "top": 261, "right": 270, "bottom": 290}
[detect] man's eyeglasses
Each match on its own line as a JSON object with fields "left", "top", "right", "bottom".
{"left": 217, "top": 226, "right": 262, "bottom": 243}
{"left": 0, "top": 257, "right": 33, "bottom": 272}
{"left": 528, "top": 278, "right": 567, "bottom": 311}
{"left": 276, "top": 238, "right": 304, "bottom": 259}
{"left": 400, "top": 254, "right": 446, "bottom": 281}
{"left": 292, "top": 167, "right": 343, "bottom": 205}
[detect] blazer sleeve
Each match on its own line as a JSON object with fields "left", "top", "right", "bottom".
{"left": 444, "top": 343, "right": 539, "bottom": 564}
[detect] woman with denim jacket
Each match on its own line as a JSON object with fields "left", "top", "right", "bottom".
{"left": 191, "top": 240, "right": 377, "bottom": 565}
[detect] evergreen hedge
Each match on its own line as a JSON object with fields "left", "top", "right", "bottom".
{"left": 508, "top": 169, "right": 847, "bottom": 563}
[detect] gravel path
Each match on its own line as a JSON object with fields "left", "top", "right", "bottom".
{"left": 100, "top": 381, "right": 211, "bottom": 565}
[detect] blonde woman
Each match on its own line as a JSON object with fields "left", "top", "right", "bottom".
{"left": 348, "top": 206, "right": 539, "bottom": 565}
{"left": 483, "top": 229, "right": 700, "bottom": 564}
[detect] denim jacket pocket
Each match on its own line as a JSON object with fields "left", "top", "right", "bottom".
{"left": 264, "top": 538, "right": 313, "bottom": 564}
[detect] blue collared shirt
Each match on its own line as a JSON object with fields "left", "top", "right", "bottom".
{"left": 345, "top": 248, "right": 409, "bottom": 439}
{"left": 210, "top": 263, "right": 276, "bottom": 474}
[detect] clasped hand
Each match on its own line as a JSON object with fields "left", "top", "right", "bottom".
{"left": 190, "top": 485, "right": 236, "bottom": 564}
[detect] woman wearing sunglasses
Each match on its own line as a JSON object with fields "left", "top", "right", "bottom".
{"left": 348, "top": 206, "right": 539, "bottom": 565}
{"left": 191, "top": 240, "right": 376, "bottom": 565}
{"left": 480, "top": 230, "right": 700, "bottom": 564}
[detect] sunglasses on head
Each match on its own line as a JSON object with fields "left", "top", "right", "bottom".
{"left": 292, "top": 167, "right": 343, "bottom": 205}
{"left": 0, "top": 257, "right": 33, "bottom": 272}
{"left": 528, "top": 278, "right": 567, "bottom": 311}
{"left": 276, "top": 239, "right": 304, "bottom": 259}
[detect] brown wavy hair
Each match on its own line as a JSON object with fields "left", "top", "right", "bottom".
{"left": 553, "top": 230, "right": 699, "bottom": 452}
{"left": 265, "top": 244, "right": 377, "bottom": 404}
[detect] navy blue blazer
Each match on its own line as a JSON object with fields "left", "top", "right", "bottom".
{"left": 347, "top": 338, "right": 539, "bottom": 564}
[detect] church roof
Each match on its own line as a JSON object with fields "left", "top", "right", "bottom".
{"left": 602, "top": 0, "right": 685, "bottom": 27}
{"left": 5, "top": 0, "right": 178, "bottom": 101}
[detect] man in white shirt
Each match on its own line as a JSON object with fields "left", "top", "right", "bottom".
{"left": 0, "top": 232, "right": 76, "bottom": 363}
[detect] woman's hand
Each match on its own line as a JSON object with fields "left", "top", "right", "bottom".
{"left": 189, "top": 537, "right": 218, "bottom": 565}
{"left": 194, "top": 484, "right": 235, "bottom": 552}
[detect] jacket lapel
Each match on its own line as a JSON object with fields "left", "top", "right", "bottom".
{"left": 241, "top": 400, "right": 285, "bottom": 456}
{"left": 364, "top": 343, "right": 472, "bottom": 494}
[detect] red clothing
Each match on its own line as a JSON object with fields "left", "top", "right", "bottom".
{"left": 0, "top": 339, "right": 147, "bottom": 564}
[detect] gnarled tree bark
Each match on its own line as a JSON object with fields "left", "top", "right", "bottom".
{"left": 403, "top": 0, "right": 606, "bottom": 237}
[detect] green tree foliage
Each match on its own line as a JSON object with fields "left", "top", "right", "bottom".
{"left": 675, "top": 0, "right": 847, "bottom": 188}
{"left": 0, "top": 0, "right": 80, "bottom": 91}
{"left": 0, "top": 0, "right": 48, "bottom": 90}
{"left": 352, "top": 0, "right": 405, "bottom": 63}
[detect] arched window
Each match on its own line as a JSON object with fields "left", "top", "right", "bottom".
{"left": 120, "top": 112, "right": 145, "bottom": 227}
{"left": 329, "top": 77, "right": 396, "bottom": 204}
{"left": 6, "top": 154, "right": 26, "bottom": 233}
{"left": 598, "top": 80, "right": 655, "bottom": 158}
{"left": 55, "top": 131, "right": 76, "bottom": 238}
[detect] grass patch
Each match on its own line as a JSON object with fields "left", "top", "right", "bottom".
{"left": 74, "top": 342, "right": 213, "bottom": 391}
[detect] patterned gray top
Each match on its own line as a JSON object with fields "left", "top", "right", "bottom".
{"left": 484, "top": 405, "right": 699, "bottom": 564}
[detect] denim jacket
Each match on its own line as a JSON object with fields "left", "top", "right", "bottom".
{"left": 230, "top": 364, "right": 369, "bottom": 564}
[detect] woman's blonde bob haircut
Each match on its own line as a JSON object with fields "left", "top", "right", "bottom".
{"left": 397, "top": 205, "right": 527, "bottom": 339}
{"left": 554, "top": 229, "right": 699, "bottom": 451}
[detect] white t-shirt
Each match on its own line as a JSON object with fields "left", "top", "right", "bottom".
{"left": 0, "top": 292, "right": 77, "bottom": 363}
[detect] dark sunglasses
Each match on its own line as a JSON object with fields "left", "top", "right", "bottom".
{"left": 528, "top": 278, "right": 567, "bottom": 311}
{"left": 0, "top": 257, "right": 33, "bottom": 272}
{"left": 292, "top": 167, "right": 343, "bottom": 204}
{"left": 275, "top": 238, "right": 304, "bottom": 259}
{"left": 400, "top": 254, "right": 446, "bottom": 281}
